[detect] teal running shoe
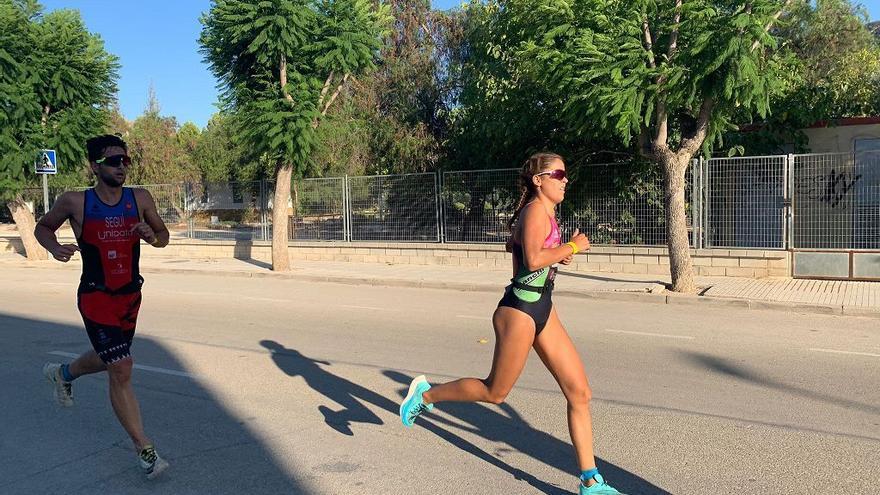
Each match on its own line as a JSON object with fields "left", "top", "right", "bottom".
{"left": 400, "top": 375, "right": 433, "bottom": 427}
{"left": 580, "top": 473, "right": 623, "bottom": 494}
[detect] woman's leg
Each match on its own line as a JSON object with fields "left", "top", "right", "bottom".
{"left": 533, "top": 307, "right": 597, "bottom": 472}
{"left": 422, "top": 307, "right": 535, "bottom": 405}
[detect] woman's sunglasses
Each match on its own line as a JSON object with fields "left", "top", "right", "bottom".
{"left": 534, "top": 169, "right": 567, "bottom": 180}
{"left": 95, "top": 154, "right": 131, "bottom": 168}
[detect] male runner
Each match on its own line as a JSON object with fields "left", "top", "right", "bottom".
{"left": 35, "top": 134, "right": 170, "bottom": 479}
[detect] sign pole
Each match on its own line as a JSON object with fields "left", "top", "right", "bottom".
{"left": 35, "top": 149, "right": 57, "bottom": 213}
{"left": 42, "top": 173, "right": 49, "bottom": 214}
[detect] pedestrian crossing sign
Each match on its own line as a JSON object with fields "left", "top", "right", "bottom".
{"left": 35, "top": 150, "right": 57, "bottom": 174}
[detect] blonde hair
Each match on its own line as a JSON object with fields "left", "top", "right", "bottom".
{"left": 508, "top": 152, "right": 563, "bottom": 230}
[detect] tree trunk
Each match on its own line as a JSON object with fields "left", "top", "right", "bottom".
{"left": 272, "top": 164, "right": 293, "bottom": 271}
{"left": 8, "top": 195, "right": 47, "bottom": 260}
{"left": 661, "top": 156, "right": 696, "bottom": 293}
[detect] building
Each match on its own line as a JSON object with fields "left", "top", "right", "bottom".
{"left": 801, "top": 117, "right": 880, "bottom": 153}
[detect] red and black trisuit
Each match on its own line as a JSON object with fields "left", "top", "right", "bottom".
{"left": 76, "top": 188, "right": 144, "bottom": 364}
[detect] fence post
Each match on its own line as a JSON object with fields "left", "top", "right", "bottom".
{"left": 182, "top": 183, "right": 189, "bottom": 239}
{"left": 435, "top": 172, "right": 443, "bottom": 243}
{"left": 691, "top": 158, "right": 701, "bottom": 249}
{"left": 703, "top": 156, "right": 711, "bottom": 248}
{"left": 700, "top": 156, "right": 706, "bottom": 249}
{"left": 258, "top": 180, "right": 265, "bottom": 242}
{"left": 785, "top": 153, "right": 794, "bottom": 250}
{"left": 343, "top": 175, "right": 351, "bottom": 242}
{"left": 187, "top": 183, "right": 194, "bottom": 239}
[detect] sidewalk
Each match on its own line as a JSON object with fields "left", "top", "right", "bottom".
{"left": 2, "top": 251, "right": 878, "bottom": 317}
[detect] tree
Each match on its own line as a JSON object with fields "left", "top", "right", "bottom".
{"left": 192, "top": 114, "right": 244, "bottom": 182}
{"left": 310, "top": 1, "right": 462, "bottom": 177}
{"left": 0, "top": 0, "right": 118, "bottom": 259}
{"left": 126, "top": 91, "right": 199, "bottom": 184}
{"left": 731, "top": 0, "right": 880, "bottom": 153}
{"left": 200, "top": 0, "right": 390, "bottom": 271}
{"left": 491, "top": 0, "right": 792, "bottom": 292}
{"left": 106, "top": 99, "right": 130, "bottom": 137}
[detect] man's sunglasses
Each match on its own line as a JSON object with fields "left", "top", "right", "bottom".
{"left": 95, "top": 154, "right": 131, "bottom": 168}
{"left": 534, "top": 169, "right": 567, "bottom": 180}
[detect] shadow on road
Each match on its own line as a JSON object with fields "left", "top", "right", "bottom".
{"left": 2, "top": 314, "right": 307, "bottom": 494}
{"left": 383, "top": 370, "right": 671, "bottom": 495}
{"left": 260, "top": 339, "right": 385, "bottom": 435}
{"left": 260, "top": 340, "right": 668, "bottom": 495}
{"left": 681, "top": 351, "right": 880, "bottom": 416}
{"left": 557, "top": 270, "right": 667, "bottom": 287}
{"left": 258, "top": 339, "right": 670, "bottom": 494}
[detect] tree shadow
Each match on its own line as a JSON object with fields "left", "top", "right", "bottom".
{"left": 1, "top": 314, "right": 307, "bottom": 495}
{"left": 232, "top": 239, "right": 272, "bottom": 270}
{"left": 557, "top": 270, "right": 667, "bottom": 287}
{"left": 383, "top": 370, "right": 671, "bottom": 495}
{"left": 680, "top": 351, "right": 880, "bottom": 416}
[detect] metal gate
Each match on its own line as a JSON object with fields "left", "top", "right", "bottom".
{"left": 790, "top": 151, "right": 880, "bottom": 280}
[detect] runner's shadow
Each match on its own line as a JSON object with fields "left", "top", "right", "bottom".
{"left": 257, "top": 341, "right": 586, "bottom": 493}
{"left": 1, "top": 313, "right": 306, "bottom": 494}
{"left": 383, "top": 370, "right": 672, "bottom": 495}
{"left": 259, "top": 340, "right": 385, "bottom": 435}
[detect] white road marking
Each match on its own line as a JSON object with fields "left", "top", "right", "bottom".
{"left": 808, "top": 348, "right": 880, "bottom": 358}
{"left": 169, "top": 290, "right": 219, "bottom": 297}
{"left": 241, "top": 296, "right": 290, "bottom": 303}
{"left": 48, "top": 351, "right": 195, "bottom": 378}
{"left": 604, "top": 329, "right": 695, "bottom": 340}
{"left": 168, "top": 291, "right": 289, "bottom": 303}
{"left": 339, "top": 305, "right": 393, "bottom": 311}
{"left": 456, "top": 315, "right": 488, "bottom": 320}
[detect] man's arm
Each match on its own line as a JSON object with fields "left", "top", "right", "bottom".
{"left": 132, "top": 189, "right": 170, "bottom": 248}
{"left": 34, "top": 192, "right": 80, "bottom": 262}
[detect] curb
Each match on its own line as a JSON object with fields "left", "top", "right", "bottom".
{"left": 4, "top": 259, "right": 879, "bottom": 319}
{"left": 95, "top": 265, "right": 880, "bottom": 318}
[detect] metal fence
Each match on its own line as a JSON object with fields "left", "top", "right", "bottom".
{"left": 289, "top": 178, "right": 345, "bottom": 241}
{"left": 441, "top": 168, "right": 519, "bottom": 243}
{"left": 561, "top": 162, "right": 686, "bottom": 246}
{"left": 440, "top": 163, "right": 684, "bottom": 245}
{"left": 703, "top": 155, "right": 786, "bottom": 249}
{"left": 348, "top": 173, "right": 440, "bottom": 242}
{"left": 10, "top": 151, "right": 879, "bottom": 250}
{"left": 792, "top": 151, "right": 880, "bottom": 250}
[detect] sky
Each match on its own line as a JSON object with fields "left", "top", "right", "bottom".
{"left": 40, "top": 0, "right": 879, "bottom": 130}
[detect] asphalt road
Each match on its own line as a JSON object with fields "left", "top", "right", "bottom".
{"left": 1, "top": 265, "right": 878, "bottom": 494}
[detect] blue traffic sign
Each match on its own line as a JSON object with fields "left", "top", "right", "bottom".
{"left": 35, "top": 150, "right": 57, "bottom": 174}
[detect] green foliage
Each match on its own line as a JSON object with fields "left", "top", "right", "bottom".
{"left": 193, "top": 113, "right": 268, "bottom": 182}
{"left": 127, "top": 108, "right": 199, "bottom": 185}
{"left": 441, "top": 1, "right": 629, "bottom": 172}
{"left": 0, "top": 0, "right": 118, "bottom": 198}
{"left": 199, "top": 0, "right": 390, "bottom": 174}
{"left": 502, "top": 0, "right": 790, "bottom": 155}
{"left": 729, "top": 0, "right": 880, "bottom": 154}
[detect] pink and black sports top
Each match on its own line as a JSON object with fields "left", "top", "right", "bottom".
{"left": 77, "top": 188, "right": 142, "bottom": 292}
{"left": 508, "top": 209, "right": 561, "bottom": 302}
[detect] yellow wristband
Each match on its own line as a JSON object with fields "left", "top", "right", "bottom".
{"left": 566, "top": 241, "right": 579, "bottom": 255}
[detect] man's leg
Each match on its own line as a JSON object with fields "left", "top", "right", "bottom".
{"left": 105, "top": 357, "right": 150, "bottom": 450}
{"left": 68, "top": 350, "right": 106, "bottom": 377}
{"left": 106, "top": 354, "right": 169, "bottom": 479}
{"left": 44, "top": 350, "right": 108, "bottom": 407}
